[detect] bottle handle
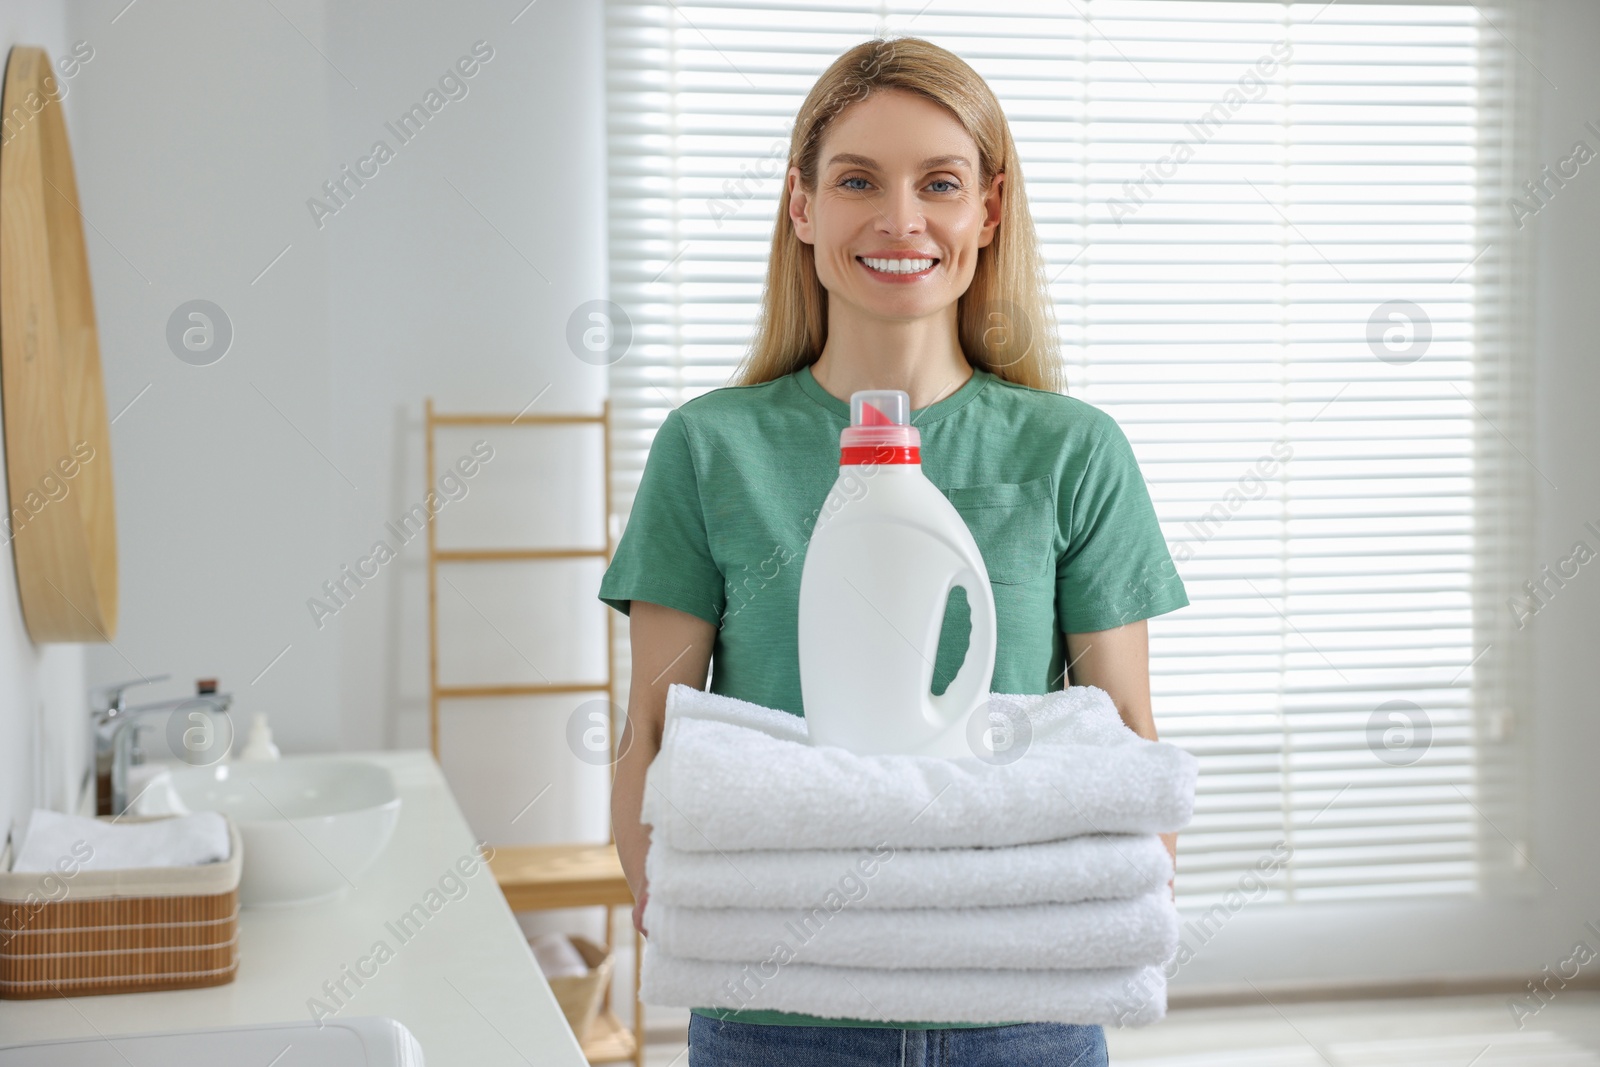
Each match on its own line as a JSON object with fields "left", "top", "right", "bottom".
{"left": 925, "top": 564, "right": 997, "bottom": 744}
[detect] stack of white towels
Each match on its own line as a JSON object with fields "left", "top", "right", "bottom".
{"left": 639, "top": 682, "right": 1199, "bottom": 1027}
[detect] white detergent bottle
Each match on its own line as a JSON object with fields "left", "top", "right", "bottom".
{"left": 797, "top": 388, "right": 997, "bottom": 758}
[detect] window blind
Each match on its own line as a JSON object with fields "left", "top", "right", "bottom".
{"left": 603, "top": 0, "right": 1535, "bottom": 906}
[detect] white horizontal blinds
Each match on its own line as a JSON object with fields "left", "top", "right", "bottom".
{"left": 604, "top": 1, "right": 1531, "bottom": 906}
{"left": 1067, "top": 0, "right": 1528, "bottom": 906}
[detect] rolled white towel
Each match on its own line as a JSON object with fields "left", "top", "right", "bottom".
{"left": 645, "top": 833, "right": 1173, "bottom": 909}
{"left": 644, "top": 887, "right": 1179, "bottom": 971}
{"left": 8, "top": 809, "right": 231, "bottom": 872}
{"left": 640, "top": 943, "right": 1169, "bottom": 1026}
{"left": 642, "top": 683, "right": 1197, "bottom": 852}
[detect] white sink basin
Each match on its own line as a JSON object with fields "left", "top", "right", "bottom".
{"left": 0, "top": 1016, "right": 423, "bottom": 1065}
{"left": 135, "top": 756, "right": 401, "bottom": 907}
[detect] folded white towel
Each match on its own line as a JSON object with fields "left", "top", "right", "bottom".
{"left": 640, "top": 944, "right": 1167, "bottom": 1026}
{"left": 8, "top": 809, "right": 231, "bottom": 872}
{"left": 644, "top": 887, "right": 1178, "bottom": 971}
{"left": 642, "top": 683, "right": 1197, "bottom": 851}
{"left": 645, "top": 832, "right": 1173, "bottom": 909}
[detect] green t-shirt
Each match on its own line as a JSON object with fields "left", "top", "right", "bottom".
{"left": 597, "top": 360, "right": 1188, "bottom": 1029}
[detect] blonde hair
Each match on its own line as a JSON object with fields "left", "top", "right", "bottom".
{"left": 728, "top": 36, "right": 1063, "bottom": 394}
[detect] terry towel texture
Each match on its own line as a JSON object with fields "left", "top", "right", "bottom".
{"left": 645, "top": 831, "right": 1174, "bottom": 909}
{"left": 644, "top": 887, "right": 1179, "bottom": 970}
{"left": 638, "top": 683, "right": 1198, "bottom": 1027}
{"left": 642, "top": 954, "right": 1169, "bottom": 1028}
{"left": 641, "top": 683, "right": 1197, "bottom": 852}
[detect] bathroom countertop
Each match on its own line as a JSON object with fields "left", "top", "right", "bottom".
{"left": 0, "top": 750, "right": 589, "bottom": 1066}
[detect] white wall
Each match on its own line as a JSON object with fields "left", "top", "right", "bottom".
{"left": 0, "top": 0, "right": 610, "bottom": 853}
{"left": 71, "top": 0, "right": 341, "bottom": 750}
{"left": 312, "top": 0, "right": 614, "bottom": 940}
{"left": 3, "top": 0, "right": 617, "bottom": 1007}
{"left": 68, "top": 0, "right": 605, "bottom": 783}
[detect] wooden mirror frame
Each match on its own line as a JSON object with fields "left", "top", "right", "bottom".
{"left": 0, "top": 45, "right": 118, "bottom": 642}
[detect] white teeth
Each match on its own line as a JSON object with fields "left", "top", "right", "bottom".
{"left": 861, "top": 257, "right": 935, "bottom": 274}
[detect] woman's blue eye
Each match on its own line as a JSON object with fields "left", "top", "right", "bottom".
{"left": 837, "top": 176, "right": 960, "bottom": 193}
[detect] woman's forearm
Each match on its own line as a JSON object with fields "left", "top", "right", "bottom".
{"left": 611, "top": 601, "right": 717, "bottom": 902}
{"left": 611, "top": 727, "right": 659, "bottom": 898}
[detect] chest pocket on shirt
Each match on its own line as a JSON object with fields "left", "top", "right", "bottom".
{"left": 944, "top": 474, "right": 1056, "bottom": 585}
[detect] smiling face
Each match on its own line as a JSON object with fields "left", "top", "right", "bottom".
{"left": 788, "top": 88, "right": 1002, "bottom": 323}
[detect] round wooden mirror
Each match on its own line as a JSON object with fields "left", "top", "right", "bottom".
{"left": 0, "top": 45, "right": 118, "bottom": 642}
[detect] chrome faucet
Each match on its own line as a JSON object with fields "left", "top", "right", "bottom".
{"left": 89, "top": 676, "right": 234, "bottom": 816}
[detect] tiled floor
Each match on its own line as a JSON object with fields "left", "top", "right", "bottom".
{"left": 637, "top": 992, "right": 1600, "bottom": 1065}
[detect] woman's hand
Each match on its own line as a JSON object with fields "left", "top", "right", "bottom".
{"left": 632, "top": 883, "right": 649, "bottom": 937}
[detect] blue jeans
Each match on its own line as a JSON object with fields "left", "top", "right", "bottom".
{"left": 687, "top": 1015, "right": 1109, "bottom": 1066}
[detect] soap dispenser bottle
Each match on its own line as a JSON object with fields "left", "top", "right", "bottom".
{"left": 796, "top": 388, "right": 997, "bottom": 758}
{"left": 238, "top": 713, "right": 281, "bottom": 761}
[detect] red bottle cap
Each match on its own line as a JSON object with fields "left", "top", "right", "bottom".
{"left": 840, "top": 390, "right": 919, "bottom": 466}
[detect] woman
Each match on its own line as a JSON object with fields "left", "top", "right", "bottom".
{"left": 600, "top": 35, "right": 1187, "bottom": 1067}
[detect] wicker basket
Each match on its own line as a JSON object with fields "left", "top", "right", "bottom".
{"left": 545, "top": 934, "right": 614, "bottom": 1043}
{"left": 0, "top": 813, "right": 242, "bottom": 999}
